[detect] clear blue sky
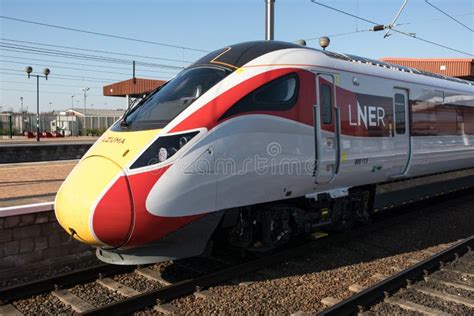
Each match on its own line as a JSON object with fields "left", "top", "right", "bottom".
{"left": 0, "top": 0, "right": 472, "bottom": 112}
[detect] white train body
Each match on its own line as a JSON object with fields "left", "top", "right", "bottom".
{"left": 55, "top": 41, "right": 474, "bottom": 264}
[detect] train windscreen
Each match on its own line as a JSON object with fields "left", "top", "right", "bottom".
{"left": 115, "top": 66, "right": 230, "bottom": 131}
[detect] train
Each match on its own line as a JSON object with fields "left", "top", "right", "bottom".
{"left": 55, "top": 41, "right": 474, "bottom": 264}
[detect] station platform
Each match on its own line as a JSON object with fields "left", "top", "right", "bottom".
{"left": 0, "top": 160, "right": 76, "bottom": 207}
{"left": 0, "top": 140, "right": 94, "bottom": 164}
{"left": 0, "top": 136, "right": 98, "bottom": 145}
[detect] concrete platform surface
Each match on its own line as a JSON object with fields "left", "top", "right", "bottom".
{"left": 0, "top": 160, "right": 77, "bottom": 207}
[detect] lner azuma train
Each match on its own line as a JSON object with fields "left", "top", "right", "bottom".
{"left": 55, "top": 41, "right": 474, "bottom": 264}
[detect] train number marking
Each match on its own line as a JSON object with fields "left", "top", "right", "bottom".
{"left": 355, "top": 158, "right": 369, "bottom": 165}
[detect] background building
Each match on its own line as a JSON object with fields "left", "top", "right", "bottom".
{"left": 61, "top": 108, "right": 124, "bottom": 136}
{"left": 380, "top": 58, "right": 474, "bottom": 81}
{"left": 0, "top": 108, "right": 124, "bottom": 136}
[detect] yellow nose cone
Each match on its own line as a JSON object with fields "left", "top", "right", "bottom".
{"left": 55, "top": 156, "right": 126, "bottom": 246}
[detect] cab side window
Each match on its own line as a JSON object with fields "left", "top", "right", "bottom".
{"left": 219, "top": 73, "right": 299, "bottom": 120}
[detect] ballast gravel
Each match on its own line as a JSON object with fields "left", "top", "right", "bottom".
{"left": 397, "top": 288, "right": 473, "bottom": 315}
{"left": 112, "top": 273, "right": 162, "bottom": 293}
{"left": 69, "top": 282, "right": 124, "bottom": 307}
{"left": 13, "top": 294, "right": 73, "bottom": 315}
{"left": 164, "top": 194, "right": 474, "bottom": 315}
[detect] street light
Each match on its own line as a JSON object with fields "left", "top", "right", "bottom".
{"left": 71, "top": 95, "right": 75, "bottom": 108}
{"left": 80, "top": 87, "right": 90, "bottom": 133}
{"left": 25, "top": 66, "right": 51, "bottom": 142}
{"left": 80, "top": 87, "right": 90, "bottom": 115}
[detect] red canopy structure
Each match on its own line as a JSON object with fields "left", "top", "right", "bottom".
{"left": 103, "top": 78, "right": 166, "bottom": 98}
{"left": 380, "top": 58, "right": 474, "bottom": 81}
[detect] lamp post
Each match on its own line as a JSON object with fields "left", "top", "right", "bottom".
{"left": 25, "top": 66, "right": 50, "bottom": 142}
{"left": 20, "top": 97, "right": 24, "bottom": 134}
{"left": 80, "top": 87, "right": 90, "bottom": 115}
{"left": 80, "top": 87, "right": 90, "bottom": 133}
{"left": 71, "top": 95, "right": 75, "bottom": 108}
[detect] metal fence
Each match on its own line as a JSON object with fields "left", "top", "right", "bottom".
{"left": 0, "top": 113, "right": 121, "bottom": 136}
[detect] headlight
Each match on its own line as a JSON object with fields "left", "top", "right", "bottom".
{"left": 179, "top": 136, "right": 188, "bottom": 148}
{"left": 131, "top": 131, "right": 199, "bottom": 169}
{"left": 158, "top": 147, "right": 178, "bottom": 163}
{"left": 158, "top": 148, "right": 168, "bottom": 163}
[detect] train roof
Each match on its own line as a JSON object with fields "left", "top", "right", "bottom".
{"left": 191, "top": 41, "right": 302, "bottom": 69}
{"left": 192, "top": 41, "right": 473, "bottom": 87}
{"left": 320, "top": 50, "right": 473, "bottom": 87}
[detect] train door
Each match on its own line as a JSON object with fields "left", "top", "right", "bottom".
{"left": 314, "top": 74, "right": 340, "bottom": 184}
{"left": 390, "top": 88, "right": 411, "bottom": 177}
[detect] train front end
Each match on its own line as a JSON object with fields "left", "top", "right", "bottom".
{"left": 55, "top": 40, "right": 313, "bottom": 264}
{"left": 55, "top": 64, "right": 232, "bottom": 264}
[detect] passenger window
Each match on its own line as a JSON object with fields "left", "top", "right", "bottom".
{"left": 394, "top": 93, "right": 406, "bottom": 134}
{"left": 320, "top": 84, "right": 332, "bottom": 124}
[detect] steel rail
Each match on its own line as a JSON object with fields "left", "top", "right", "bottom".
{"left": 81, "top": 236, "right": 329, "bottom": 316}
{"left": 80, "top": 190, "right": 472, "bottom": 316}
{"left": 0, "top": 264, "right": 135, "bottom": 303}
{"left": 1, "top": 186, "right": 472, "bottom": 313}
{"left": 318, "top": 235, "right": 474, "bottom": 316}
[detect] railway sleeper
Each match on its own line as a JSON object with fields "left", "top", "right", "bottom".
{"left": 424, "top": 275, "right": 474, "bottom": 292}
{"left": 384, "top": 296, "right": 451, "bottom": 316}
{"left": 411, "top": 285, "right": 474, "bottom": 308}
{"left": 0, "top": 304, "right": 23, "bottom": 316}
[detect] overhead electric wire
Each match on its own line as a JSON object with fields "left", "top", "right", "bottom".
{"left": 0, "top": 42, "right": 185, "bottom": 70}
{"left": 309, "top": 0, "right": 474, "bottom": 57}
{"left": 0, "top": 87, "right": 104, "bottom": 97}
{"left": 0, "top": 59, "right": 166, "bottom": 79}
{"left": 424, "top": 0, "right": 473, "bottom": 32}
{"left": 383, "top": 0, "right": 409, "bottom": 38}
{"left": 0, "top": 79, "right": 101, "bottom": 89}
{"left": 0, "top": 45, "right": 177, "bottom": 76}
{"left": 0, "top": 71, "right": 114, "bottom": 84}
{"left": 0, "top": 67, "right": 125, "bottom": 81}
{"left": 0, "top": 15, "right": 209, "bottom": 53}
{"left": 304, "top": 13, "right": 474, "bottom": 42}
{"left": 0, "top": 55, "right": 176, "bottom": 74}
{"left": 0, "top": 69, "right": 118, "bottom": 83}
{"left": 310, "top": 0, "right": 378, "bottom": 25}
{"left": 396, "top": 12, "right": 474, "bottom": 27}
{"left": 0, "top": 46, "right": 146, "bottom": 68}
{"left": 305, "top": 29, "right": 371, "bottom": 41}
{"left": 1, "top": 69, "right": 172, "bottom": 85}
{"left": 0, "top": 55, "right": 179, "bottom": 76}
{"left": 0, "top": 38, "right": 193, "bottom": 64}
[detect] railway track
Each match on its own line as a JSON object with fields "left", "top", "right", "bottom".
{"left": 0, "top": 234, "right": 329, "bottom": 315}
{"left": 319, "top": 236, "right": 474, "bottom": 316}
{"left": 160, "top": 190, "right": 474, "bottom": 314}
{"left": 0, "top": 189, "right": 472, "bottom": 315}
